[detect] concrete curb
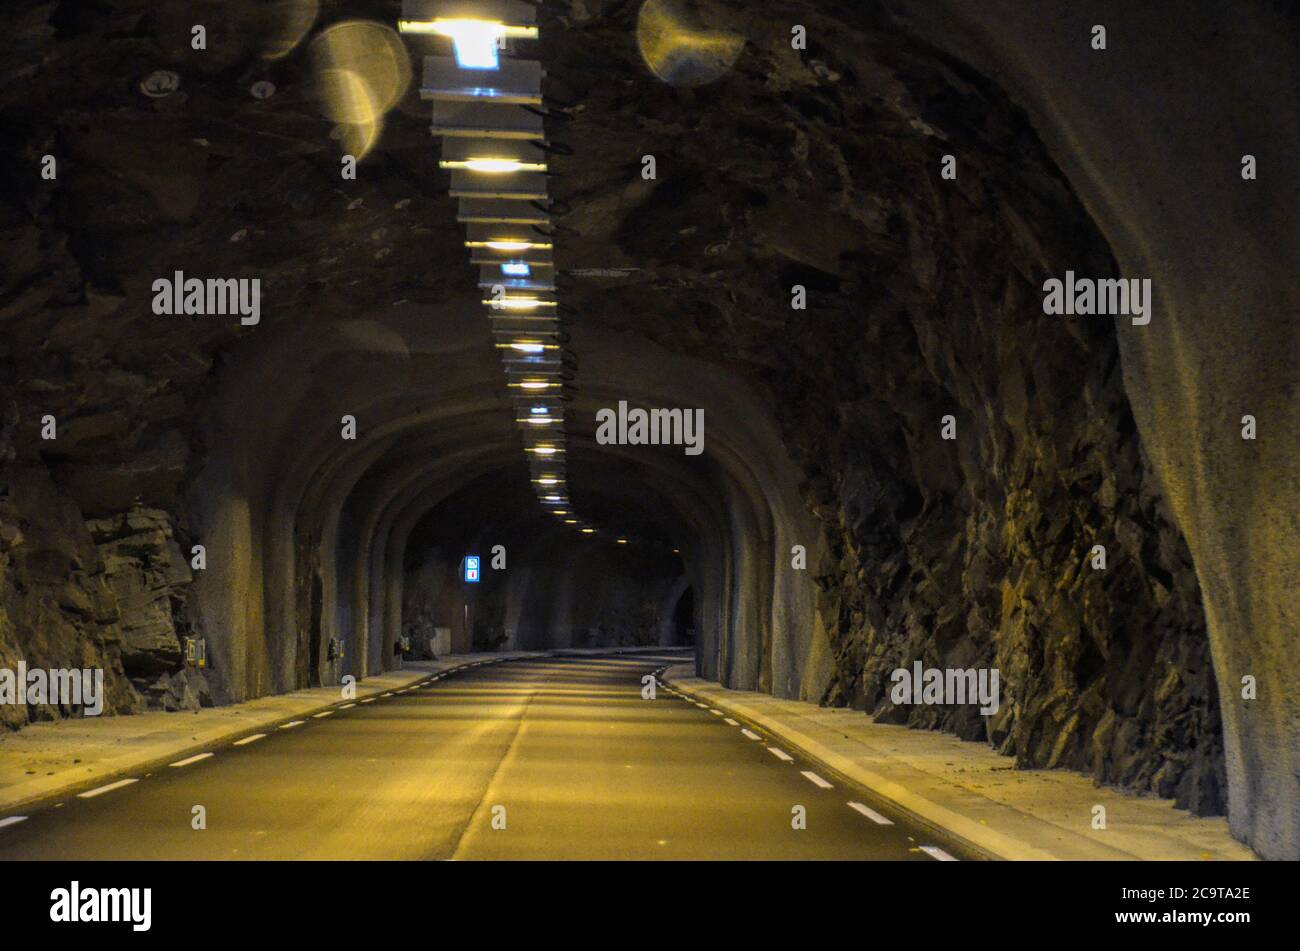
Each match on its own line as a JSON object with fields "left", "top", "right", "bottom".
{"left": 0, "top": 652, "right": 541, "bottom": 815}
{"left": 659, "top": 665, "right": 1255, "bottom": 862}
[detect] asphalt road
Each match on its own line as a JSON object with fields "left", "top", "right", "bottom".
{"left": 0, "top": 654, "right": 977, "bottom": 860}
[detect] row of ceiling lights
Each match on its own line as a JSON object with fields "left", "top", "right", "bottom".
{"left": 399, "top": 0, "right": 621, "bottom": 541}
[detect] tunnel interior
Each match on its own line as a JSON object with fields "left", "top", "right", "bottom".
{"left": 0, "top": 0, "right": 1294, "bottom": 860}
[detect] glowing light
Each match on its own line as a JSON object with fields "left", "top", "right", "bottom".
{"left": 529, "top": 406, "right": 549, "bottom": 416}
{"left": 510, "top": 342, "right": 544, "bottom": 353}
{"left": 617, "top": 538, "right": 628, "bottom": 544}
{"left": 470, "top": 240, "right": 551, "bottom": 251}
{"left": 398, "top": 18, "right": 538, "bottom": 39}
{"left": 564, "top": 519, "right": 578, "bottom": 525}
{"left": 517, "top": 380, "right": 553, "bottom": 390}
{"left": 544, "top": 495, "right": 562, "bottom": 502}
{"left": 529, "top": 446, "right": 559, "bottom": 455}
{"left": 396, "top": 19, "right": 538, "bottom": 69}
{"left": 485, "top": 296, "right": 556, "bottom": 310}
{"left": 581, "top": 528, "right": 595, "bottom": 534}
{"left": 523, "top": 416, "right": 555, "bottom": 424}
{"left": 503, "top": 262, "right": 532, "bottom": 276}
{"left": 442, "top": 157, "right": 546, "bottom": 173}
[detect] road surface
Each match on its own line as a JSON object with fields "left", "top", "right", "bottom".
{"left": 0, "top": 654, "right": 976, "bottom": 860}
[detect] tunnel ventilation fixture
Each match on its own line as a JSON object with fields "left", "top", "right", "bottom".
{"left": 399, "top": 0, "right": 593, "bottom": 532}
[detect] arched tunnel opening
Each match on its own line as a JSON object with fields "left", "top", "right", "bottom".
{"left": 0, "top": 0, "right": 1295, "bottom": 889}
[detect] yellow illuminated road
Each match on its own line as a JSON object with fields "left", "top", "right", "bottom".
{"left": 0, "top": 655, "right": 973, "bottom": 860}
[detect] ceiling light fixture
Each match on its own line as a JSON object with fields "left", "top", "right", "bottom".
{"left": 485, "top": 297, "right": 557, "bottom": 310}
{"left": 442, "top": 157, "right": 547, "bottom": 173}
{"left": 468, "top": 239, "right": 552, "bottom": 251}
{"left": 398, "top": 18, "right": 538, "bottom": 69}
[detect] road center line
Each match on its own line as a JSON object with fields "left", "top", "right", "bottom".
{"left": 800, "top": 770, "right": 833, "bottom": 788}
{"left": 919, "top": 845, "right": 959, "bottom": 861}
{"left": 77, "top": 778, "right": 138, "bottom": 799}
{"left": 848, "top": 801, "right": 894, "bottom": 825}
{"left": 169, "top": 752, "right": 214, "bottom": 768}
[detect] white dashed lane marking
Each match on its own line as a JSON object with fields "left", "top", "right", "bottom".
{"left": 919, "top": 845, "right": 958, "bottom": 861}
{"left": 848, "top": 802, "right": 894, "bottom": 825}
{"left": 339, "top": 703, "right": 357, "bottom": 709}
{"left": 233, "top": 733, "right": 266, "bottom": 746}
{"left": 800, "top": 770, "right": 833, "bottom": 789}
{"left": 360, "top": 698, "right": 376, "bottom": 704}
{"left": 741, "top": 729, "right": 761, "bottom": 741}
{"left": 767, "top": 747, "right": 794, "bottom": 762}
{"left": 168, "top": 753, "right": 214, "bottom": 768}
{"left": 709, "top": 709, "right": 724, "bottom": 716}
{"left": 0, "top": 816, "right": 28, "bottom": 830}
{"left": 77, "top": 779, "right": 138, "bottom": 799}
{"left": 312, "top": 710, "right": 334, "bottom": 718}
{"left": 724, "top": 718, "right": 738, "bottom": 726}
{"left": 279, "top": 720, "right": 304, "bottom": 729}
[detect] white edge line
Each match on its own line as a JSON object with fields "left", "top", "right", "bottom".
{"left": 339, "top": 703, "right": 357, "bottom": 709}
{"left": 848, "top": 801, "right": 894, "bottom": 825}
{"left": 169, "top": 752, "right": 215, "bottom": 768}
{"left": 767, "top": 747, "right": 794, "bottom": 762}
{"left": 741, "top": 728, "right": 761, "bottom": 740}
{"left": 724, "top": 718, "right": 738, "bottom": 726}
{"left": 0, "top": 816, "right": 29, "bottom": 829}
{"left": 77, "top": 778, "right": 138, "bottom": 799}
{"left": 312, "top": 710, "right": 335, "bottom": 718}
{"left": 233, "top": 733, "right": 266, "bottom": 746}
{"left": 279, "top": 720, "right": 305, "bottom": 729}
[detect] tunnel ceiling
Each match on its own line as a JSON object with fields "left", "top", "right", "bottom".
{"left": 5, "top": 0, "right": 1291, "bottom": 855}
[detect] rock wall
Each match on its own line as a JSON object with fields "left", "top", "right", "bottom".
{"left": 779, "top": 273, "right": 1223, "bottom": 813}
{"left": 887, "top": 0, "right": 1298, "bottom": 861}
{"left": 0, "top": 459, "right": 206, "bottom": 726}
